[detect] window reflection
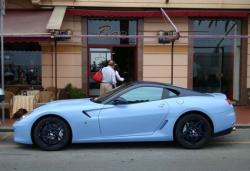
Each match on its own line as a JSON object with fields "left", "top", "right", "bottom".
{"left": 89, "top": 48, "right": 112, "bottom": 96}
{"left": 120, "top": 87, "right": 164, "bottom": 102}
{"left": 192, "top": 18, "right": 241, "bottom": 101}
{"left": 4, "top": 50, "right": 41, "bottom": 85}
{"left": 90, "top": 48, "right": 111, "bottom": 72}
{"left": 88, "top": 19, "right": 137, "bottom": 45}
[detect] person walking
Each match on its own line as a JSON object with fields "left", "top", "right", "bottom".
{"left": 114, "top": 63, "right": 124, "bottom": 86}
{"left": 100, "top": 60, "right": 116, "bottom": 95}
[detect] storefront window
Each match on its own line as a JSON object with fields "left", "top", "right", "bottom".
{"left": 89, "top": 48, "right": 112, "bottom": 96}
{"left": 88, "top": 19, "right": 137, "bottom": 45}
{"left": 4, "top": 43, "right": 41, "bottom": 85}
{"left": 191, "top": 19, "right": 241, "bottom": 101}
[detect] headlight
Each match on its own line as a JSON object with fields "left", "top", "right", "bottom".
{"left": 19, "top": 112, "right": 32, "bottom": 120}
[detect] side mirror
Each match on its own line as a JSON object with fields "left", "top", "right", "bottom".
{"left": 112, "top": 97, "right": 128, "bottom": 105}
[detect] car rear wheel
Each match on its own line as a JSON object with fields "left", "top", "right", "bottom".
{"left": 174, "top": 114, "right": 212, "bottom": 149}
{"left": 32, "top": 116, "right": 71, "bottom": 151}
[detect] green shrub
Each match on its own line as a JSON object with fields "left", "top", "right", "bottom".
{"left": 64, "top": 83, "right": 86, "bottom": 99}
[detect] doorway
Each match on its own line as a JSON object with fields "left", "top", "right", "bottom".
{"left": 112, "top": 47, "right": 136, "bottom": 83}
{"left": 88, "top": 47, "right": 136, "bottom": 96}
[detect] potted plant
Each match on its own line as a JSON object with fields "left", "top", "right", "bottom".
{"left": 63, "top": 83, "right": 86, "bottom": 99}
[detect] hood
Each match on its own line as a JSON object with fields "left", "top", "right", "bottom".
{"left": 34, "top": 98, "right": 104, "bottom": 113}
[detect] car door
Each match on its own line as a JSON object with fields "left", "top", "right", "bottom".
{"left": 98, "top": 86, "right": 169, "bottom": 137}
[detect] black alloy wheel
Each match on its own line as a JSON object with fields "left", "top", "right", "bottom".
{"left": 174, "top": 114, "right": 212, "bottom": 149}
{"left": 32, "top": 116, "right": 71, "bottom": 151}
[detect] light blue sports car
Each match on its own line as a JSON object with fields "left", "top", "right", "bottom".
{"left": 13, "top": 81, "right": 236, "bottom": 150}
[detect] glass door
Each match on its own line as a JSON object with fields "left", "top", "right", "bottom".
{"left": 88, "top": 48, "right": 112, "bottom": 96}
{"left": 191, "top": 18, "right": 241, "bottom": 101}
{"left": 193, "top": 47, "right": 224, "bottom": 93}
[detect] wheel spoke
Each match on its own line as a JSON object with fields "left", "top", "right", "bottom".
{"left": 38, "top": 121, "right": 65, "bottom": 145}
{"left": 194, "top": 120, "right": 203, "bottom": 130}
{"left": 182, "top": 119, "right": 206, "bottom": 143}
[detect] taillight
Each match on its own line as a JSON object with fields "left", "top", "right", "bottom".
{"left": 226, "top": 99, "right": 232, "bottom": 104}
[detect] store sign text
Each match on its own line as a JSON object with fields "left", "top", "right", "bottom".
{"left": 98, "top": 25, "right": 128, "bottom": 39}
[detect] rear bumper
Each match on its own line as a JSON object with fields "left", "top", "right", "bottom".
{"left": 213, "top": 126, "right": 236, "bottom": 137}
{"left": 213, "top": 107, "right": 236, "bottom": 134}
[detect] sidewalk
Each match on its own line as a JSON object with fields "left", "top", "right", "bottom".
{"left": 0, "top": 105, "right": 250, "bottom": 132}
{"left": 234, "top": 105, "right": 250, "bottom": 127}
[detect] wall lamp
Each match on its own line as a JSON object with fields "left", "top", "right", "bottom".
{"left": 158, "top": 30, "right": 174, "bottom": 44}
{"left": 50, "top": 29, "right": 73, "bottom": 40}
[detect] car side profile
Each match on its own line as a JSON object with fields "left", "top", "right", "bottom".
{"left": 13, "top": 81, "right": 236, "bottom": 150}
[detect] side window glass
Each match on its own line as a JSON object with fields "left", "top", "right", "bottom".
{"left": 165, "top": 88, "right": 179, "bottom": 98}
{"left": 120, "top": 87, "right": 163, "bottom": 103}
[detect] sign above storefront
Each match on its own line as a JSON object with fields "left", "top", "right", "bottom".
{"left": 88, "top": 19, "right": 137, "bottom": 45}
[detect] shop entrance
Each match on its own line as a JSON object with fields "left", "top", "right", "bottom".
{"left": 88, "top": 47, "right": 136, "bottom": 96}
{"left": 112, "top": 47, "right": 136, "bottom": 83}
{"left": 87, "top": 18, "right": 138, "bottom": 96}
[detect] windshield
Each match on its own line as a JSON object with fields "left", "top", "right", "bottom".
{"left": 91, "top": 83, "right": 130, "bottom": 103}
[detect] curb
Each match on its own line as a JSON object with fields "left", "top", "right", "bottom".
{"left": 0, "top": 127, "right": 13, "bottom": 132}
{"left": 0, "top": 124, "right": 250, "bottom": 132}
{"left": 235, "top": 124, "right": 250, "bottom": 129}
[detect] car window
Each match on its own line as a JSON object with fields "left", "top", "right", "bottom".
{"left": 166, "top": 88, "right": 179, "bottom": 97}
{"left": 120, "top": 86, "right": 164, "bottom": 103}
{"left": 91, "top": 83, "right": 130, "bottom": 103}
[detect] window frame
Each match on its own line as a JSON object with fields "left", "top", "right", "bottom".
{"left": 119, "top": 86, "right": 165, "bottom": 104}
{"left": 104, "top": 83, "right": 179, "bottom": 105}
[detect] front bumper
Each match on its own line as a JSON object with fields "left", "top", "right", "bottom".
{"left": 13, "top": 120, "right": 33, "bottom": 144}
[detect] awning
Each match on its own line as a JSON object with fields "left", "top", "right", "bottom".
{"left": 46, "top": 6, "right": 66, "bottom": 31}
{"left": 4, "top": 10, "right": 52, "bottom": 37}
{"left": 66, "top": 9, "right": 248, "bottom": 18}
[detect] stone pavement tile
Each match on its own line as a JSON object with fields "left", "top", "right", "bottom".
{"left": 234, "top": 106, "right": 250, "bottom": 124}
{"left": 0, "top": 132, "right": 12, "bottom": 142}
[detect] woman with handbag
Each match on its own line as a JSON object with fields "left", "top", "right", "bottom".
{"left": 99, "top": 60, "right": 116, "bottom": 95}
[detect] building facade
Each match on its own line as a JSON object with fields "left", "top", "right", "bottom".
{"left": 2, "top": 0, "right": 250, "bottom": 105}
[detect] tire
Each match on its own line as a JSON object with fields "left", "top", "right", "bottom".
{"left": 174, "top": 114, "right": 212, "bottom": 149}
{"left": 32, "top": 116, "right": 71, "bottom": 151}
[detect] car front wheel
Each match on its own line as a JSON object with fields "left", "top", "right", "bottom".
{"left": 174, "top": 114, "right": 212, "bottom": 149}
{"left": 32, "top": 116, "right": 71, "bottom": 151}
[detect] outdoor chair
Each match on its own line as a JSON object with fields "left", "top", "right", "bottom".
{"left": 3, "top": 91, "right": 15, "bottom": 117}
{"left": 38, "top": 91, "right": 55, "bottom": 103}
{"left": 45, "top": 87, "right": 56, "bottom": 99}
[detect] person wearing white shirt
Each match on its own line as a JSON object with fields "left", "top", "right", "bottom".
{"left": 100, "top": 60, "right": 116, "bottom": 95}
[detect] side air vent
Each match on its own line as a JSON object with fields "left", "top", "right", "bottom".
{"left": 160, "top": 120, "right": 168, "bottom": 129}
{"left": 82, "top": 110, "right": 91, "bottom": 118}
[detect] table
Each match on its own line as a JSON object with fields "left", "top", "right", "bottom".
{"left": 21, "top": 90, "right": 40, "bottom": 102}
{"left": 10, "top": 95, "right": 36, "bottom": 118}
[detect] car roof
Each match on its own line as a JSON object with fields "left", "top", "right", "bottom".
{"left": 129, "top": 81, "right": 208, "bottom": 97}
{"left": 132, "top": 80, "right": 171, "bottom": 86}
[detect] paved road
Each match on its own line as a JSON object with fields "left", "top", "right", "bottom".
{"left": 0, "top": 129, "right": 250, "bottom": 171}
